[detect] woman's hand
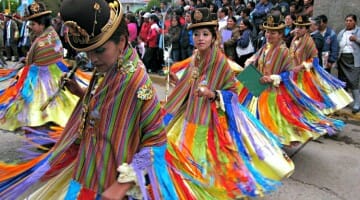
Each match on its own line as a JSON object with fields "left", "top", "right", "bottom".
{"left": 169, "top": 72, "right": 179, "bottom": 85}
{"left": 102, "top": 182, "right": 133, "bottom": 200}
{"left": 62, "top": 74, "right": 84, "bottom": 97}
{"left": 292, "top": 64, "right": 304, "bottom": 73}
{"left": 195, "top": 85, "right": 216, "bottom": 100}
{"left": 260, "top": 75, "right": 273, "bottom": 84}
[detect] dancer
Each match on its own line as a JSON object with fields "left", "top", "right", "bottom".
{"left": 0, "top": 2, "right": 80, "bottom": 131}
{"left": 239, "top": 15, "right": 344, "bottom": 146}
{"left": 290, "top": 15, "right": 352, "bottom": 114}
{"left": 164, "top": 8, "right": 294, "bottom": 199}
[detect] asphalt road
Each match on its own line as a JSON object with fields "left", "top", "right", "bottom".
{"left": 0, "top": 70, "right": 359, "bottom": 200}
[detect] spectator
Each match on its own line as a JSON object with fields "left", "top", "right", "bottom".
{"left": 337, "top": 14, "right": 360, "bottom": 113}
{"left": 235, "top": 18, "right": 255, "bottom": 67}
{"left": 251, "top": 0, "right": 273, "bottom": 33}
{"left": 217, "top": 7, "right": 229, "bottom": 30}
{"left": 180, "top": 11, "right": 194, "bottom": 60}
{"left": 317, "top": 14, "right": 339, "bottom": 73}
{"left": 310, "top": 17, "right": 324, "bottom": 66}
{"left": 4, "top": 13, "right": 19, "bottom": 62}
{"left": 125, "top": 13, "right": 138, "bottom": 47}
{"left": 168, "top": 15, "right": 182, "bottom": 62}
{"left": 298, "top": 0, "right": 314, "bottom": 17}
{"left": 143, "top": 14, "right": 162, "bottom": 73}
{"left": 283, "top": 14, "right": 296, "bottom": 48}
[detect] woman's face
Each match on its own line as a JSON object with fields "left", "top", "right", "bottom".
{"left": 171, "top": 17, "right": 178, "bottom": 26}
{"left": 265, "top": 30, "right": 282, "bottom": 45}
{"left": 285, "top": 15, "right": 293, "bottom": 26}
{"left": 227, "top": 18, "right": 236, "bottom": 29}
{"left": 294, "top": 25, "right": 308, "bottom": 37}
{"left": 345, "top": 17, "right": 356, "bottom": 30}
{"left": 239, "top": 21, "right": 248, "bottom": 31}
{"left": 86, "top": 36, "right": 126, "bottom": 73}
{"left": 193, "top": 28, "right": 213, "bottom": 52}
{"left": 29, "top": 21, "right": 44, "bottom": 36}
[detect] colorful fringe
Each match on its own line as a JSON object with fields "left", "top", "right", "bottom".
{"left": 0, "top": 61, "right": 82, "bottom": 131}
{"left": 165, "top": 91, "right": 294, "bottom": 199}
{"left": 238, "top": 73, "right": 344, "bottom": 145}
{"left": 292, "top": 58, "right": 352, "bottom": 114}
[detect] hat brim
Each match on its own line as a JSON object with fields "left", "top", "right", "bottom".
{"left": 26, "top": 11, "right": 52, "bottom": 20}
{"left": 293, "top": 22, "right": 311, "bottom": 26}
{"left": 66, "top": 2, "right": 123, "bottom": 52}
{"left": 263, "top": 23, "right": 285, "bottom": 30}
{"left": 188, "top": 21, "right": 218, "bottom": 30}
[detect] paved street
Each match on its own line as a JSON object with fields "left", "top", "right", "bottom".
{"left": 0, "top": 71, "right": 359, "bottom": 199}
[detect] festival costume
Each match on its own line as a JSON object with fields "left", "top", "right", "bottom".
{"left": 164, "top": 44, "right": 294, "bottom": 199}
{"left": 290, "top": 16, "right": 352, "bottom": 114}
{"left": 0, "top": 46, "right": 179, "bottom": 199}
{"left": 0, "top": 25, "right": 79, "bottom": 131}
{"left": 238, "top": 15, "right": 344, "bottom": 146}
{"left": 0, "top": 0, "right": 178, "bottom": 198}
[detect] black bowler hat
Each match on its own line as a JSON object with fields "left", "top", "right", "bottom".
{"left": 188, "top": 7, "right": 218, "bottom": 30}
{"left": 293, "top": 15, "right": 312, "bottom": 26}
{"left": 25, "top": 2, "right": 52, "bottom": 20}
{"left": 263, "top": 14, "right": 285, "bottom": 30}
{"left": 60, "top": 0, "right": 123, "bottom": 52}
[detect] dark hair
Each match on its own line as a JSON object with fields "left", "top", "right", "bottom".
{"left": 108, "top": 17, "right": 129, "bottom": 45}
{"left": 126, "top": 13, "right": 137, "bottom": 24}
{"left": 345, "top": 14, "right": 357, "bottom": 22}
{"left": 193, "top": 26, "right": 217, "bottom": 40}
{"left": 220, "top": 7, "right": 228, "bottom": 16}
{"left": 229, "top": 16, "right": 237, "bottom": 23}
{"left": 171, "top": 15, "right": 181, "bottom": 27}
{"left": 317, "top": 14, "right": 328, "bottom": 24}
{"left": 241, "top": 8, "right": 251, "bottom": 16}
{"left": 242, "top": 18, "right": 253, "bottom": 31}
{"left": 31, "top": 14, "right": 52, "bottom": 28}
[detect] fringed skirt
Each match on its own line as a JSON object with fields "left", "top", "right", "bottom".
{"left": 238, "top": 74, "right": 344, "bottom": 146}
{"left": 292, "top": 58, "right": 353, "bottom": 114}
{"left": 165, "top": 91, "right": 294, "bottom": 199}
{"left": 0, "top": 61, "right": 79, "bottom": 131}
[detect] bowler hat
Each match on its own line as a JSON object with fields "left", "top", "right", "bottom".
{"left": 263, "top": 14, "right": 285, "bottom": 30}
{"left": 188, "top": 7, "right": 218, "bottom": 30}
{"left": 25, "top": 2, "right": 52, "bottom": 20}
{"left": 293, "top": 15, "right": 311, "bottom": 26}
{"left": 60, "top": 0, "right": 123, "bottom": 52}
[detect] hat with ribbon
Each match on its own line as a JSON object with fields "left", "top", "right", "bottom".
{"left": 188, "top": 7, "right": 218, "bottom": 30}
{"left": 263, "top": 14, "right": 285, "bottom": 30}
{"left": 293, "top": 15, "right": 311, "bottom": 26}
{"left": 60, "top": 0, "right": 123, "bottom": 52}
{"left": 25, "top": 2, "right": 52, "bottom": 20}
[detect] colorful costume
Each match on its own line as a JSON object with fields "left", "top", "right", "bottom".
{"left": 237, "top": 15, "right": 346, "bottom": 146}
{"left": 164, "top": 46, "right": 294, "bottom": 199}
{"left": 290, "top": 33, "right": 352, "bottom": 114}
{"left": 0, "top": 25, "right": 79, "bottom": 131}
{"left": 0, "top": 46, "right": 179, "bottom": 199}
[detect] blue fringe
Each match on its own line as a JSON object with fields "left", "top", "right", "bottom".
{"left": 221, "top": 91, "right": 281, "bottom": 196}
{"left": 64, "top": 179, "right": 81, "bottom": 200}
{"left": 21, "top": 66, "right": 39, "bottom": 104}
{"left": 152, "top": 145, "right": 179, "bottom": 200}
{"left": 312, "top": 57, "right": 346, "bottom": 88}
{"left": 163, "top": 114, "right": 173, "bottom": 126}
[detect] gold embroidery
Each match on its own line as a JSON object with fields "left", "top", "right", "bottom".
{"left": 267, "top": 16, "right": 274, "bottom": 27}
{"left": 193, "top": 10, "right": 203, "bottom": 22}
{"left": 137, "top": 84, "right": 153, "bottom": 100}
{"left": 30, "top": 2, "right": 40, "bottom": 13}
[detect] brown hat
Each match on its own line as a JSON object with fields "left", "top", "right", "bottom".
{"left": 60, "top": 0, "right": 123, "bottom": 52}
{"left": 25, "top": 2, "right": 52, "bottom": 20}
{"left": 293, "top": 15, "right": 311, "bottom": 26}
{"left": 263, "top": 15, "right": 285, "bottom": 30}
{"left": 188, "top": 7, "right": 218, "bottom": 30}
